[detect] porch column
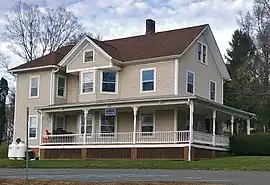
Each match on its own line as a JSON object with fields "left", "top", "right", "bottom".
{"left": 83, "top": 109, "right": 89, "bottom": 144}
{"left": 231, "top": 115, "right": 234, "bottom": 135}
{"left": 188, "top": 100, "right": 194, "bottom": 162}
{"left": 212, "top": 110, "right": 216, "bottom": 146}
{"left": 246, "top": 118, "right": 251, "bottom": 135}
{"left": 133, "top": 106, "right": 138, "bottom": 144}
{"left": 39, "top": 112, "right": 44, "bottom": 145}
{"left": 173, "top": 108, "right": 178, "bottom": 143}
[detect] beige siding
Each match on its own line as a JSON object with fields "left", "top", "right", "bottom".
{"left": 178, "top": 31, "right": 223, "bottom": 103}
{"left": 68, "top": 43, "right": 111, "bottom": 71}
{"left": 66, "top": 74, "right": 79, "bottom": 103}
{"left": 117, "top": 111, "right": 133, "bottom": 132}
{"left": 15, "top": 70, "right": 51, "bottom": 146}
{"left": 120, "top": 60, "right": 175, "bottom": 98}
{"left": 155, "top": 109, "right": 174, "bottom": 131}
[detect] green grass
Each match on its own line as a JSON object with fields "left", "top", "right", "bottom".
{"left": 1, "top": 156, "right": 270, "bottom": 171}
{"left": 0, "top": 142, "right": 8, "bottom": 159}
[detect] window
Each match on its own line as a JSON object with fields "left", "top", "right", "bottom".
{"left": 81, "top": 113, "right": 93, "bottom": 134}
{"left": 81, "top": 71, "right": 94, "bottom": 93}
{"left": 197, "top": 42, "right": 207, "bottom": 64}
{"left": 101, "top": 71, "right": 117, "bottom": 93}
{"left": 210, "top": 80, "right": 216, "bottom": 101}
{"left": 29, "top": 116, "right": 37, "bottom": 139}
{"left": 57, "top": 76, "right": 66, "bottom": 97}
{"left": 100, "top": 114, "right": 116, "bottom": 136}
{"left": 83, "top": 50, "right": 94, "bottom": 63}
{"left": 29, "top": 76, "right": 39, "bottom": 98}
{"left": 55, "top": 115, "right": 65, "bottom": 130}
{"left": 141, "top": 113, "right": 155, "bottom": 136}
{"left": 186, "top": 70, "right": 195, "bottom": 94}
{"left": 141, "top": 68, "right": 156, "bottom": 92}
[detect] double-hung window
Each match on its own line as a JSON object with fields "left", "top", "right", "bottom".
{"left": 209, "top": 80, "right": 216, "bottom": 101}
{"left": 197, "top": 42, "right": 207, "bottom": 64}
{"left": 83, "top": 50, "right": 94, "bottom": 63}
{"left": 81, "top": 71, "right": 94, "bottom": 93}
{"left": 55, "top": 115, "right": 65, "bottom": 131}
{"left": 57, "top": 75, "right": 66, "bottom": 97}
{"left": 141, "top": 68, "right": 156, "bottom": 92}
{"left": 29, "top": 116, "right": 37, "bottom": 139}
{"left": 101, "top": 71, "right": 117, "bottom": 93}
{"left": 81, "top": 113, "right": 93, "bottom": 134}
{"left": 141, "top": 113, "right": 155, "bottom": 136}
{"left": 100, "top": 114, "right": 116, "bottom": 136}
{"left": 29, "top": 76, "right": 39, "bottom": 98}
{"left": 186, "top": 70, "right": 195, "bottom": 94}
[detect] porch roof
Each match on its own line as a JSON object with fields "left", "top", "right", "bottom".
{"left": 36, "top": 95, "right": 256, "bottom": 119}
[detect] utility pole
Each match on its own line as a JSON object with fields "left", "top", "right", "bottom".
{"left": 26, "top": 107, "right": 29, "bottom": 180}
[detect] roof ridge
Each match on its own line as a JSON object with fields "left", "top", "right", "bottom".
{"left": 104, "top": 24, "right": 208, "bottom": 42}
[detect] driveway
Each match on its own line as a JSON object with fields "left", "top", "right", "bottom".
{"left": 0, "top": 168, "right": 269, "bottom": 185}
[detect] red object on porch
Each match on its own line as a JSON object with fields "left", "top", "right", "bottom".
{"left": 42, "top": 129, "right": 51, "bottom": 143}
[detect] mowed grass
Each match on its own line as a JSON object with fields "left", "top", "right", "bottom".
{"left": 1, "top": 156, "right": 270, "bottom": 171}
{"left": 0, "top": 179, "right": 225, "bottom": 185}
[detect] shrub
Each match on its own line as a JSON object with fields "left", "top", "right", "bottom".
{"left": 0, "top": 142, "right": 8, "bottom": 159}
{"left": 230, "top": 132, "right": 270, "bottom": 156}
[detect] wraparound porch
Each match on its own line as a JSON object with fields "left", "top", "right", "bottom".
{"left": 37, "top": 95, "right": 255, "bottom": 161}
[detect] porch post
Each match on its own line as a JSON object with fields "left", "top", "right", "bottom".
{"left": 231, "top": 115, "right": 234, "bottom": 135}
{"left": 173, "top": 108, "right": 178, "bottom": 143}
{"left": 133, "top": 106, "right": 138, "bottom": 144}
{"left": 188, "top": 100, "right": 194, "bottom": 162}
{"left": 212, "top": 110, "right": 216, "bottom": 146}
{"left": 39, "top": 112, "right": 44, "bottom": 145}
{"left": 246, "top": 118, "right": 251, "bottom": 135}
{"left": 83, "top": 109, "right": 89, "bottom": 144}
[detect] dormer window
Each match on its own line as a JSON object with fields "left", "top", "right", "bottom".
{"left": 197, "top": 41, "right": 207, "bottom": 64}
{"left": 83, "top": 50, "right": 94, "bottom": 63}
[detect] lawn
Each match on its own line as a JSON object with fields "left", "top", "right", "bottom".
{"left": 1, "top": 156, "right": 270, "bottom": 171}
{"left": 0, "top": 179, "right": 227, "bottom": 185}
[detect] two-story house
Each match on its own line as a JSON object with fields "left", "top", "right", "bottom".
{"left": 10, "top": 19, "right": 255, "bottom": 161}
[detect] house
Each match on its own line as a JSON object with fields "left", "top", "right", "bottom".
{"left": 10, "top": 19, "right": 255, "bottom": 161}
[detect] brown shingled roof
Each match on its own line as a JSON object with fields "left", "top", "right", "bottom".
{"left": 10, "top": 45, "right": 74, "bottom": 71}
{"left": 10, "top": 24, "right": 207, "bottom": 71}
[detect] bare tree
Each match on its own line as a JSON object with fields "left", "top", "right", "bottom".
{"left": 3, "top": 1, "right": 83, "bottom": 62}
{"left": 237, "top": 0, "right": 270, "bottom": 88}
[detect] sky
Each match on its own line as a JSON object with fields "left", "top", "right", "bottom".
{"left": 0, "top": 0, "right": 254, "bottom": 83}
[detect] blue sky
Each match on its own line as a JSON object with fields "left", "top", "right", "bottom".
{"left": 0, "top": 0, "right": 253, "bottom": 80}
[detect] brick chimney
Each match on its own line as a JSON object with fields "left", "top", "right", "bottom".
{"left": 146, "top": 19, "right": 155, "bottom": 35}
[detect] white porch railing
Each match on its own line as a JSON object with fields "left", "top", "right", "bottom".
{"left": 193, "top": 131, "right": 213, "bottom": 145}
{"left": 215, "top": 135, "right": 230, "bottom": 147}
{"left": 41, "top": 131, "right": 229, "bottom": 147}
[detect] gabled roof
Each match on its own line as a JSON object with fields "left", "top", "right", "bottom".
{"left": 10, "top": 24, "right": 208, "bottom": 71}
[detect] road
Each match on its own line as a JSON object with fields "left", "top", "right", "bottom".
{"left": 0, "top": 168, "right": 269, "bottom": 185}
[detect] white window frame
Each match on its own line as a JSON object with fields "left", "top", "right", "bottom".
{"left": 56, "top": 75, "right": 67, "bottom": 98}
{"left": 209, "top": 80, "right": 217, "bottom": 101}
{"left": 83, "top": 49, "right": 95, "bottom": 63}
{"left": 55, "top": 115, "right": 66, "bottom": 131}
{"left": 28, "top": 115, "right": 38, "bottom": 139}
{"left": 139, "top": 112, "right": 156, "bottom": 138}
{"left": 29, "top": 75, "right": 40, "bottom": 98}
{"left": 80, "top": 112, "right": 94, "bottom": 136}
{"left": 80, "top": 70, "right": 95, "bottom": 94}
{"left": 186, "top": 70, "right": 195, "bottom": 94}
{"left": 197, "top": 41, "right": 208, "bottom": 65}
{"left": 98, "top": 112, "right": 117, "bottom": 138}
{"left": 100, "top": 70, "right": 118, "bottom": 94}
{"left": 140, "top": 67, "right": 156, "bottom": 93}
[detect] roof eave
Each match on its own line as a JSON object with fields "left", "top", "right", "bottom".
{"left": 9, "top": 65, "right": 59, "bottom": 73}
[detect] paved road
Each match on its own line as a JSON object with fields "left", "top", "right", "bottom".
{"left": 0, "top": 168, "right": 269, "bottom": 185}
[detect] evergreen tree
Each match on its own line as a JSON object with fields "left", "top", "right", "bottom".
{"left": 0, "top": 77, "right": 8, "bottom": 144}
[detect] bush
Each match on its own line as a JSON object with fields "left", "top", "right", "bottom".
{"left": 230, "top": 132, "right": 270, "bottom": 156}
{"left": 0, "top": 142, "right": 8, "bottom": 159}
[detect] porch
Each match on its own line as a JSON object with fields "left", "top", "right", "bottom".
{"left": 37, "top": 96, "right": 254, "bottom": 160}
